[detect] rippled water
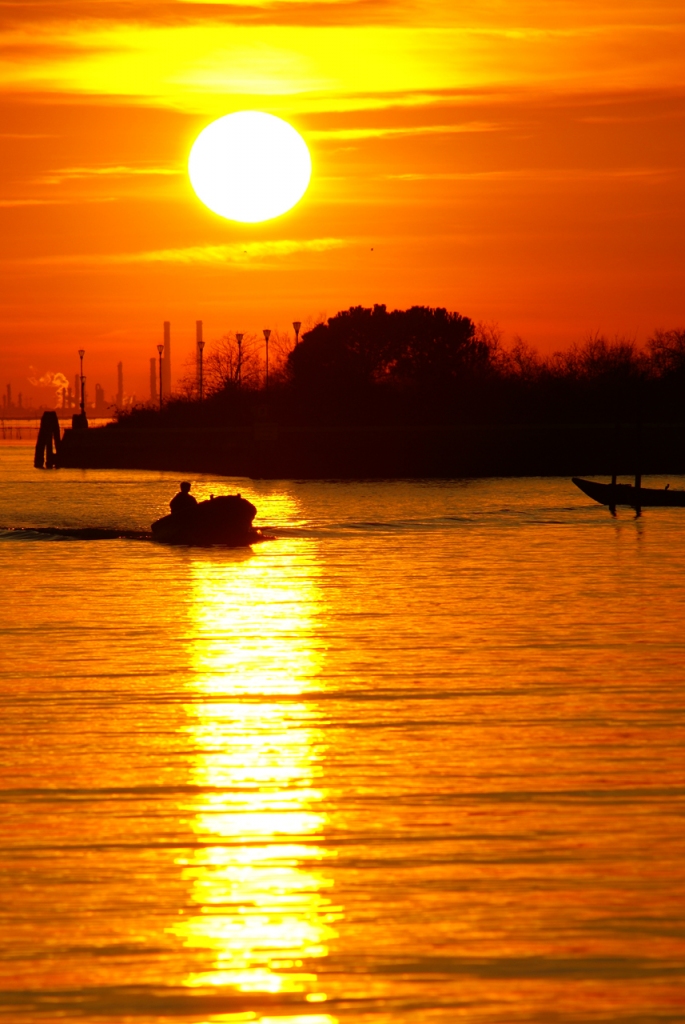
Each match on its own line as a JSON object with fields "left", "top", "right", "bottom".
{"left": 1, "top": 443, "right": 684, "bottom": 1023}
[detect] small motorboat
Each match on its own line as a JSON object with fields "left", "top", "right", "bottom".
{"left": 151, "top": 493, "right": 271, "bottom": 546}
{"left": 572, "top": 477, "right": 685, "bottom": 508}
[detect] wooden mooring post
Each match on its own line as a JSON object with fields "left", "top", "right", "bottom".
{"left": 633, "top": 389, "right": 643, "bottom": 516}
{"left": 34, "top": 411, "right": 61, "bottom": 469}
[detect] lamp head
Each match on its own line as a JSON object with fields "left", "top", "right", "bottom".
{"left": 236, "top": 333, "right": 244, "bottom": 343}
{"left": 292, "top": 321, "right": 301, "bottom": 334}
{"left": 78, "top": 349, "right": 85, "bottom": 359}
{"left": 197, "top": 340, "right": 205, "bottom": 352}
{"left": 157, "top": 344, "right": 164, "bottom": 355}
{"left": 263, "top": 329, "right": 271, "bottom": 341}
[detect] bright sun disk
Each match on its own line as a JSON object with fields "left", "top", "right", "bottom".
{"left": 188, "top": 111, "right": 312, "bottom": 224}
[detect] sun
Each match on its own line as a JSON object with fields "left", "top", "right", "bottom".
{"left": 188, "top": 111, "right": 312, "bottom": 224}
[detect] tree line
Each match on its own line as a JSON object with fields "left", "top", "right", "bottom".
{"left": 118, "top": 305, "right": 685, "bottom": 428}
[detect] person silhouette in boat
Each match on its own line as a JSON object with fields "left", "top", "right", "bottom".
{"left": 170, "top": 481, "right": 198, "bottom": 515}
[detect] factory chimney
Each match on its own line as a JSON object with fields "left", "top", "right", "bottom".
{"left": 196, "top": 321, "right": 203, "bottom": 393}
{"left": 116, "top": 362, "right": 124, "bottom": 408}
{"left": 162, "top": 321, "right": 171, "bottom": 398}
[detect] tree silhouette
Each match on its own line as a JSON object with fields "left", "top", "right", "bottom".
{"left": 288, "top": 304, "right": 482, "bottom": 394}
{"left": 115, "top": 307, "right": 685, "bottom": 432}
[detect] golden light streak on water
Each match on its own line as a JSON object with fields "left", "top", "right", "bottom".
{"left": 169, "top": 542, "right": 343, "bottom": 1005}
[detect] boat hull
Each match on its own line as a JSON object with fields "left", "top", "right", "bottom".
{"left": 572, "top": 477, "right": 685, "bottom": 508}
{"left": 151, "top": 494, "right": 269, "bottom": 546}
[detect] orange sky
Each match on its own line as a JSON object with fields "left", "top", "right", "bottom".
{"left": 1, "top": 0, "right": 684, "bottom": 406}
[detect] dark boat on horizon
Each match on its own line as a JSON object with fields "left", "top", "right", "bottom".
{"left": 572, "top": 477, "right": 685, "bottom": 508}
{"left": 151, "top": 493, "right": 271, "bottom": 546}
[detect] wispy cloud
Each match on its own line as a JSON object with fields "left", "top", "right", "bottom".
{"left": 36, "top": 164, "right": 181, "bottom": 184}
{"left": 0, "top": 0, "right": 399, "bottom": 30}
{"left": 0, "top": 197, "right": 115, "bottom": 206}
{"left": 3, "top": 7, "right": 684, "bottom": 119}
{"left": 309, "top": 121, "right": 504, "bottom": 140}
{"left": 129, "top": 237, "right": 346, "bottom": 264}
{"left": 385, "top": 167, "right": 677, "bottom": 183}
{"left": 17, "top": 237, "right": 346, "bottom": 267}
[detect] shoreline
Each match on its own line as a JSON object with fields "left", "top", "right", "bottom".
{"left": 54, "top": 421, "right": 685, "bottom": 479}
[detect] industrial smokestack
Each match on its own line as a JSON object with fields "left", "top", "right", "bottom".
{"left": 117, "top": 361, "right": 124, "bottom": 408}
{"left": 196, "top": 321, "right": 203, "bottom": 393}
{"left": 162, "top": 321, "right": 171, "bottom": 397}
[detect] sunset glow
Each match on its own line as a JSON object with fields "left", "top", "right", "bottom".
{"left": 1, "top": 0, "right": 685, "bottom": 995}
{"left": 0, "top": 0, "right": 684, "bottom": 404}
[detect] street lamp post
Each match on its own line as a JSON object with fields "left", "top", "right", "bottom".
{"left": 292, "top": 321, "right": 301, "bottom": 347}
{"left": 236, "top": 333, "right": 244, "bottom": 385}
{"left": 263, "top": 329, "right": 271, "bottom": 390}
{"left": 157, "top": 344, "right": 164, "bottom": 411}
{"left": 198, "top": 340, "right": 205, "bottom": 401}
{"left": 78, "top": 348, "right": 85, "bottom": 415}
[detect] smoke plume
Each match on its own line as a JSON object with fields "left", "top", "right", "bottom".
{"left": 28, "top": 370, "right": 71, "bottom": 401}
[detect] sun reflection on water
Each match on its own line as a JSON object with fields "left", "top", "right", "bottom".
{"left": 169, "top": 529, "right": 341, "bottom": 1014}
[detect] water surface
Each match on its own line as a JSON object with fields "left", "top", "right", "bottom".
{"left": 1, "top": 445, "right": 684, "bottom": 1023}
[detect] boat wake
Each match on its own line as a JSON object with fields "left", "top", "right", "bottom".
{"left": 0, "top": 526, "right": 151, "bottom": 541}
